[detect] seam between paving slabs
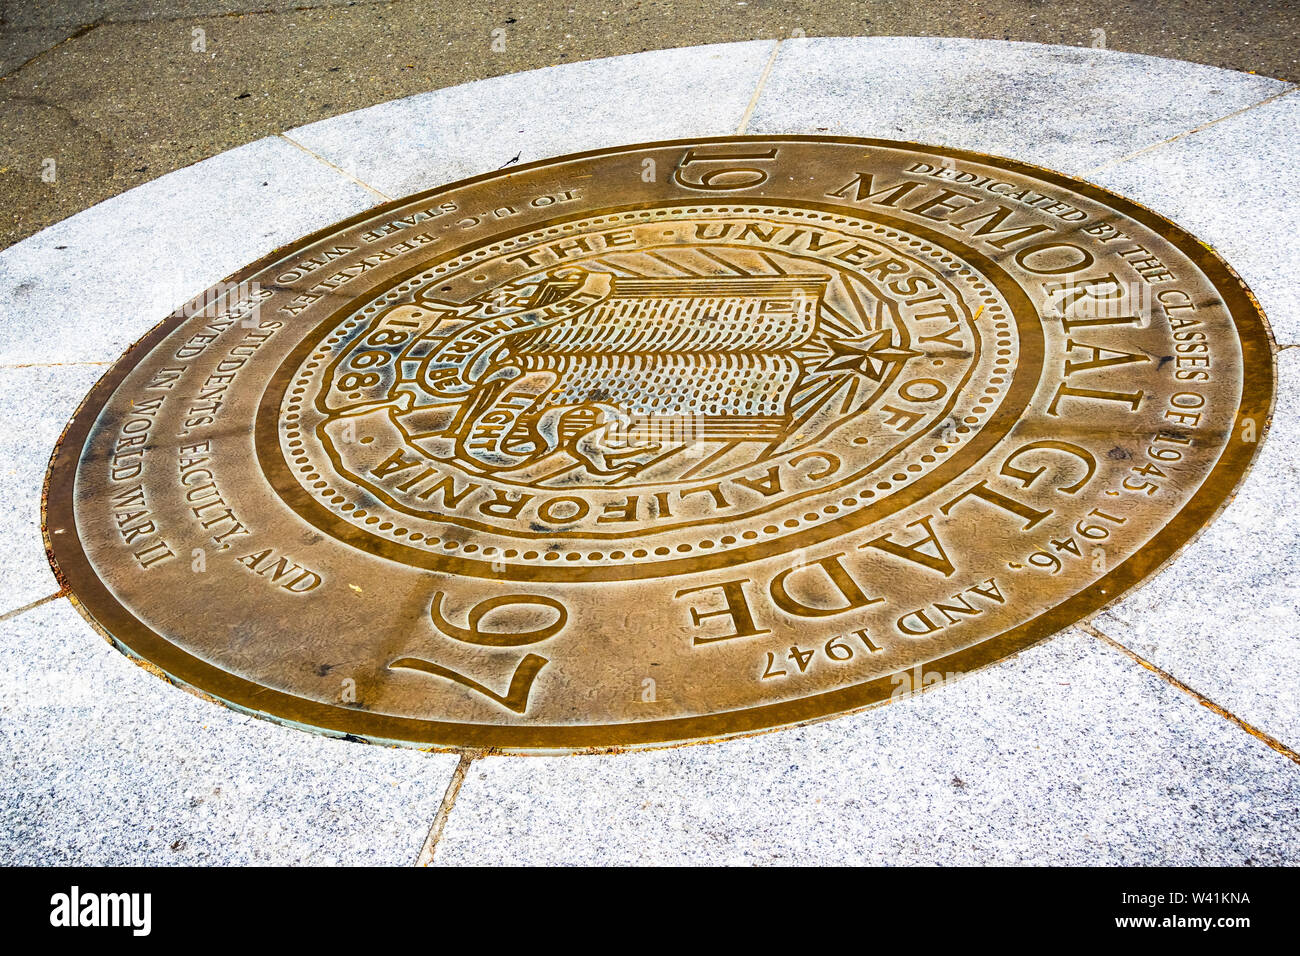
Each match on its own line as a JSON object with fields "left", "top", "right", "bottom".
{"left": 735, "top": 39, "right": 782, "bottom": 134}
{"left": 277, "top": 132, "right": 394, "bottom": 202}
{"left": 414, "top": 751, "right": 476, "bottom": 866}
{"left": 1083, "top": 84, "right": 1300, "bottom": 177}
{"left": 0, "top": 590, "right": 65, "bottom": 624}
{"left": 1079, "top": 620, "right": 1300, "bottom": 765}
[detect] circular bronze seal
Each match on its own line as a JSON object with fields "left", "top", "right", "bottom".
{"left": 44, "top": 137, "right": 1275, "bottom": 752}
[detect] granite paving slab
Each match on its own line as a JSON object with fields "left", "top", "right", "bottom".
{"left": 434, "top": 629, "right": 1300, "bottom": 866}
{"left": 0, "top": 363, "right": 104, "bottom": 611}
{"left": 1087, "top": 89, "right": 1300, "bottom": 345}
{"left": 744, "top": 37, "right": 1291, "bottom": 177}
{"left": 0, "top": 135, "right": 379, "bottom": 366}
{"left": 1089, "top": 351, "right": 1300, "bottom": 750}
{"left": 0, "top": 599, "right": 458, "bottom": 865}
{"left": 285, "top": 40, "right": 778, "bottom": 200}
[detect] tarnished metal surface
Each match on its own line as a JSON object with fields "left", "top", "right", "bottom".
{"left": 43, "top": 137, "right": 1275, "bottom": 752}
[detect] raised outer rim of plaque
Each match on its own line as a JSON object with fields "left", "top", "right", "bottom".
{"left": 41, "top": 136, "right": 1278, "bottom": 755}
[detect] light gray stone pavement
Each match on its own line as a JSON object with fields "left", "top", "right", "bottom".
{"left": 0, "top": 363, "right": 104, "bottom": 610}
{"left": 285, "top": 40, "right": 778, "bottom": 200}
{"left": 1087, "top": 88, "right": 1300, "bottom": 346}
{"left": 744, "top": 37, "right": 1292, "bottom": 177}
{"left": 1089, "top": 350, "right": 1300, "bottom": 750}
{"left": 1078, "top": 90, "right": 1300, "bottom": 750}
{"left": 0, "top": 135, "right": 380, "bottom": 367}
{"left": 434, "top": 629, "right": 1300, "bottom": 866}
{"left": 1, "top": 39, "right": 1297, "bottom": 864}
{"left": 0, "top": 599, "right": 459, "bottom": 865}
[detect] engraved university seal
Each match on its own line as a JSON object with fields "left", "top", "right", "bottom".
{"left": 45, "top": 138, "right": 1275, "bottom": 751}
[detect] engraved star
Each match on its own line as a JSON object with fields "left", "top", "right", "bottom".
{"left": 817, "top": 330, "right": 921, "bottom": 381}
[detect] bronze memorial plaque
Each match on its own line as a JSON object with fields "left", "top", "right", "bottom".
{"left": 44, "top": 137, "right": 1274, "bottom": 752}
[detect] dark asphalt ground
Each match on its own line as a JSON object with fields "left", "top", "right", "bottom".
{"left": 1, "top": 0, "right": 1296, "bottom": 251}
